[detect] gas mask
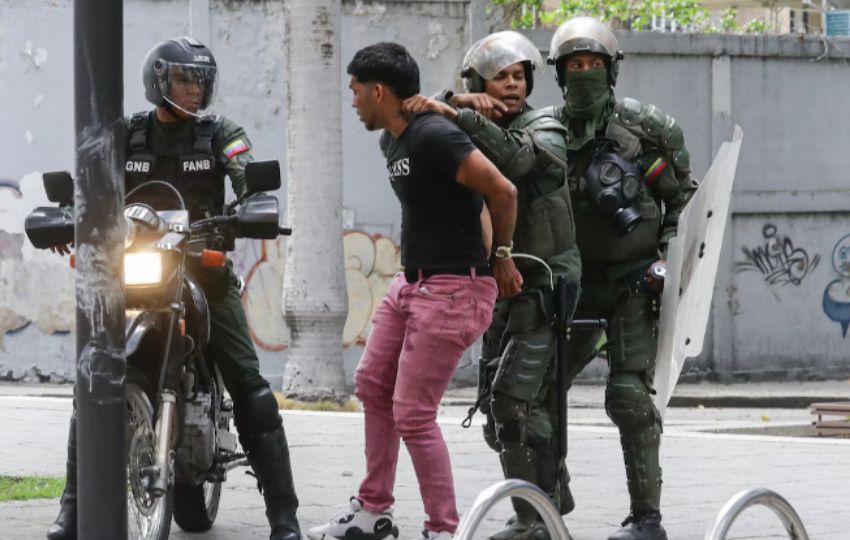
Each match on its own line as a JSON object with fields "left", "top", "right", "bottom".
{"left": 584, "top": 138, "right": 643, "bottom": 236}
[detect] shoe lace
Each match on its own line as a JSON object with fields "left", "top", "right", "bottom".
{"left": 329, "top": 499, "right": 360, "bottom": 522}
{"left": 621, "top": 515, "right": 639, "bottom": 527}
{"left": 621, "top": 512, "right": 661, "bottom": 529}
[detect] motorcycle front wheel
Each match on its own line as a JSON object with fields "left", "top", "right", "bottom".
{"left": 127, "top": 381, "right": 173, "bottom": 540}
{"left": 173, "top": 479, "right": 222, "bottom": 532}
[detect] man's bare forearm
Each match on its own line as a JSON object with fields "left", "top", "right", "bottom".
{"left": 455, "top": 149, "right": 517, "bottom": 249}
{"left": 485, "top": 185, "right": 517, "bottom": 248}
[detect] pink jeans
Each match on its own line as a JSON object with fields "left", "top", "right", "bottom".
{"left": 355, "top": 271, "right": 497, "bottom": 533}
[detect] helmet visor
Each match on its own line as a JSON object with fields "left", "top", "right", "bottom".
{"left": 158, "top": 62, "right": 217, "bottom": 113}
{"left": 463, "top": 31, "right": 544, "bottom": 81}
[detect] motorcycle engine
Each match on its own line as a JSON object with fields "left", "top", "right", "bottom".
{"left": 178, "top": 392, "right": 216, "bottom": 476}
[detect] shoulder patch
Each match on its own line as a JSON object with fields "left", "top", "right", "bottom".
{"left": 223, "top": 138, "right": 249, "bottom": 159}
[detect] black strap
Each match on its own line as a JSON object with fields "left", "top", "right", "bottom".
{"left": 461, "top": 387, "right": 490, "bottom": 429}
{"left": 462, "top": 357, "right": 497, "bottom": 429}
{"left": 128, "top": 112, "right": 149, "bottom": 152}
{"left": 193, "top": 115, "right": 217, "bottom": 155}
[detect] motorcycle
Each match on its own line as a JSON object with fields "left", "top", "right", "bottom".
{"left": 25, "top": 161, "right": 289, "bottom": 540}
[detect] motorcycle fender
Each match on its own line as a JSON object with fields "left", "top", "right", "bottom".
{"left": 126, "top": 310, "right": 159, "bottom": 357}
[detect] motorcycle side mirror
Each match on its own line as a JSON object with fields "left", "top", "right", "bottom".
{"left": 43, "top": 171, "right": 74, "bottom": 207}
{"left": 244, "top": 161, "right": 281, "bottom": 195}
{"left": 25, "top": 206, "right": 75, "bottom": 249}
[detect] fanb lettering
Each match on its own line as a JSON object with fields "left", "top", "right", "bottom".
{"left": 183, "top": 159, "right": 213, "bottom": 172}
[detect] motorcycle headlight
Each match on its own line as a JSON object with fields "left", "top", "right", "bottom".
{"left": 125, "top": 252, "right": 163, "bottom": 286}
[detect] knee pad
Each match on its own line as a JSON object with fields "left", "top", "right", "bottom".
{"left": 605, "top": 371, "right": 657, "bottom": 432}
{"left": 490, "top": 392, "right": 529, "bottom": 445}
{"left": 234, "top": 385, "right": 282, "bottom": 434}
{"left": 491, "top": 330, "right": 555, "bottom": 403}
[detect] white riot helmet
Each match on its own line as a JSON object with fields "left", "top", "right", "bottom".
{"left": 547, "top": 17, "right": 623, "bottom": 87}
{"left": 462, "top": 31, "right": 545, "bottom": 96}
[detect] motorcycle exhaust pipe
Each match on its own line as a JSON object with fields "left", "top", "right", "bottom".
{"left": 150, "top": 390, "right": 177, "bottom": 497}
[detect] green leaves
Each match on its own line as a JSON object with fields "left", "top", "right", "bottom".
{"left": 490, "top": 0, "right": 771, "bottom": 34}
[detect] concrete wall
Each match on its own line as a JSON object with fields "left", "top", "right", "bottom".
{"left": 2, "top": 0, "right": 849, "bottom": 385}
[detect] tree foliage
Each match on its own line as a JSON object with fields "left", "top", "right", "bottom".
{"left": 490, "top": 0, "right": 772, "bottom": 34}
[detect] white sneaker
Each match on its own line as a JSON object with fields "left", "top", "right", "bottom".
{"left": 420, "top": 530, "right": 453, "bottom": 540}
{"left": 307, "top": 497, "right": 399, "bottom": 540}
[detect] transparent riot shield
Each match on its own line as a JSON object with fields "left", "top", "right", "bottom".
{"left": 654, "top": 126, "right": 744, "bottom": 418}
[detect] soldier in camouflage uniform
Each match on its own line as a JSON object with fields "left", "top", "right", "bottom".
{"left": 47, "top": 37, "right": 301, "bottom": 540}
{"left": 548, "top": 18, "right": 698, "bottom": 540}
{"left": 403, "top": 31, "right": 581, "bottom": 540}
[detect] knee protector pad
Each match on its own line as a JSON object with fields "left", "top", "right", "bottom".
{"left": 234, "top": 385, "right": 282, "bottom": 435}
{"left": 605, "top": 372, "right": 657, "bottom": 432}
{"left": 490, "top": 392, "right": 529, "bottom": 445}
{"left": 491, "top": 331, "right": 555, "bottom": 403}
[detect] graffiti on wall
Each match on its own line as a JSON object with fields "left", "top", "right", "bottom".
{"left": 342, "top": 231, "right": 401, "bottom": 346}
{"left": 237, "top": 230, "right": 401, "bottom": 352}
{"left": 822, "top": 233, "right": 850, "bottom": 338}
{"left": 735, "top": 224, "right": 820, "bottom": 286}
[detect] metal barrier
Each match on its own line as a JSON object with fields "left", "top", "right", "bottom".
{"left": 704, "top": 488, "right": 809, "bottom": 540}
{"left": 455, "top": 479, "right": 571, "bottom": 540}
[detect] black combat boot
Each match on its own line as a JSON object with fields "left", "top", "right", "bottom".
{"left": 243, "top": 426, "right": 302, "bottom": 540}
{"left": 556, "top": 466, "right": 574, "bottom": 516}
{"left": 607, "top": 511, "right": 667, "bottom": 540}
{"left": 47, "top": 414, "right": 77, "bottom": 540}
{"left": 489, "top": 447, "right": 550, "bottom": 540}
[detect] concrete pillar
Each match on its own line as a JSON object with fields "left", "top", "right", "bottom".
{"left": 282, "top": 0, "right": 348, "bottom": 401}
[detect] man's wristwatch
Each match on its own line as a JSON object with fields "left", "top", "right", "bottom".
{"left": 492, "top": 242, "right": 513, "bottom": 261}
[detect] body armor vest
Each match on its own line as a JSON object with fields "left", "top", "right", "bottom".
{"left": 125, "top": 111, "right": 225, "bottom": 223}
{"left": 507, "top": 108, "right": 576, "bottom": 270}
{"left": 565, "top": 99, "right": 671, "bottom": 264}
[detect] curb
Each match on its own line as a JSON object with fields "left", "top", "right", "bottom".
{"left": 443, "top": 395, "right": 850, "bottom": 409}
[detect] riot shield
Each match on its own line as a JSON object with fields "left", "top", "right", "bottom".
{"left": 654, "top": 126, "right": 744, "bottom": 418}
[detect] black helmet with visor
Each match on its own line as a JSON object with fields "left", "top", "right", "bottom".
{"left": 142, "top": 36, "right": 217, "bottom": 117}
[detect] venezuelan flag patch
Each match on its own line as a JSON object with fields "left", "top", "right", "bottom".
{"left": 223, "top": 138, "right": 249, "bottom": 159}
{"left": 644, "top": 157, "right": 668, "bottom": 185}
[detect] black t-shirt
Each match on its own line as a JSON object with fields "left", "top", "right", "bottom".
{"left": 382, "top": 112, "right": 488, "bottom": 269}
